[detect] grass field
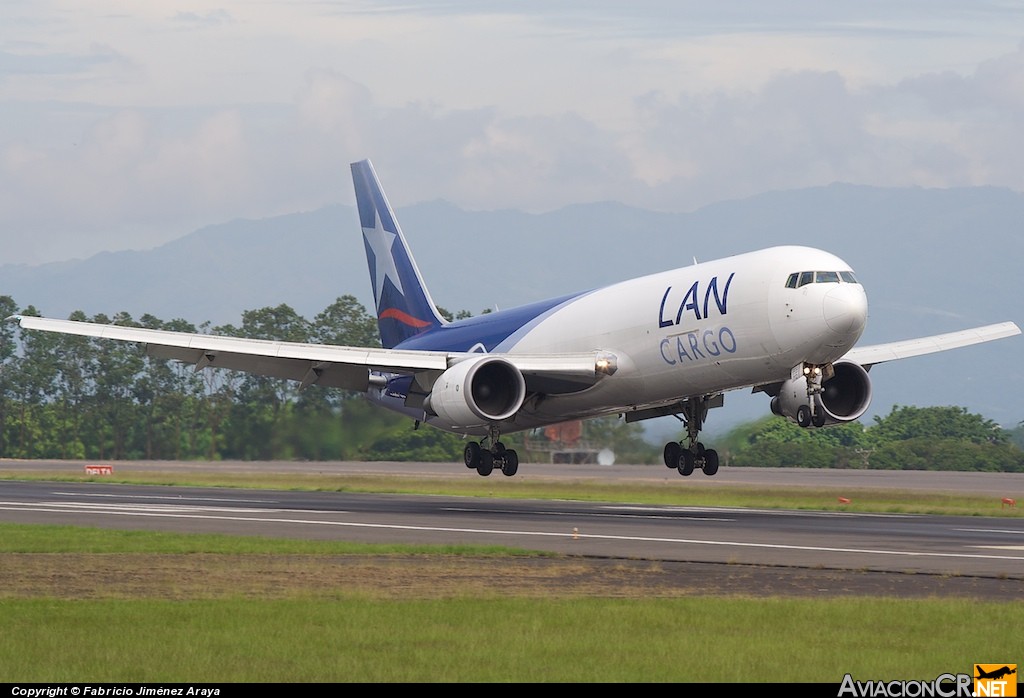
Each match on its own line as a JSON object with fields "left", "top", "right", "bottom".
{"left": 1, "top": 523, "right": 1022, "bottom": 683}
{"left": 1, "top": 464, "right": 1022, "bottom": 684}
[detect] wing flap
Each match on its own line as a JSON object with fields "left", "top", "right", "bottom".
{"left": 145, "top": 344, "right": 373, "bottom": 391}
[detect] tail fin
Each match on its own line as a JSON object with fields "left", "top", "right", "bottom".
{"left": 350, "top": 159, "right": 446, "bottom": 349}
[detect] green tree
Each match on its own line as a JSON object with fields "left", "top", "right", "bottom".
{"left": 869, "top": 405, "right": 1008, "bottom": 445}
{"left": 135, "top": 315, "right": 208, "bottom": 459}
{"left": 9, "top": 305, "right": 63, "bottom": 457}
{"left": 716, "top": 407, "right": 1023, "bottom": 472}
{"left": 869, "top": 438, "right": 1024, "bottom": 472}
{"left": 363, "top": 423, "right": 466, "bottom": 461}
{"left": 215, "top": 304, "right": 312, "bottom": 459}
{"left": 313, "top": 295, "right": 380, "bottom": 348}
{"left": 88, "top": 311, "right": 146, "bottom": 459}
{"left": 714, "top": 416, "right": 870, "bottom": 468}
{"left": 302, "top": 299, "right": 384, "bottom": 458}
{"left": 1007, "top": 421, "right": 1024, "bottom": 450}
{"left": 0, "top": 295, "right": 20, "bottom": 456}
{"left": 862, "top": 406, "right": 1023, "bottom": 472}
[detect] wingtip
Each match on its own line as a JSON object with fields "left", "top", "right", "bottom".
{"left": 993, "top": 321, "right": 1022, "bottom": 338}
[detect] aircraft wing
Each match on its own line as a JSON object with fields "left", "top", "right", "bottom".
{"left": 9, "top": 315, "right": 610, "bottom": 394}
{"left": 843, "top": 321, "right": 1021, "bottom": 368}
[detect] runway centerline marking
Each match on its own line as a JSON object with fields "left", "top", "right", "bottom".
{"left": 607, "top": 505, "right": 911, "bottom": 519}
{"left": 441, "top": 507, "right": 734, "bottom": 522}
{"left": 2, "top": 501, "right": 1023, "bottom": 563}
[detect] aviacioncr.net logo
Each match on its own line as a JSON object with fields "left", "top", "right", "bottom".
{"left": 974, "top": 664, "right": 1017, "bottom": 697}
{"left": 838, "top": 673, "right": 973, "bottom": 697}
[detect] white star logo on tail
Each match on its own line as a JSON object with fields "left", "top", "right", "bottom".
{"left": 362, "top": 208, "right": 404, "bottom": 304}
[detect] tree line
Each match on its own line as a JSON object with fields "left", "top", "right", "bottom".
{"left": 0, "top": 294, "right": 656, "bottom": 464}
{"left": 0, "top": 294, "right": 416, "bottom": 461}
{"left": 715, "top": 405, "right": 1024, "bottom": 472}
{"left": 0, "top": 293, "right": 1020, "bottom": 470}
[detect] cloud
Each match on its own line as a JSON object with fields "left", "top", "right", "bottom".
{"left": 0, "top": 45, "right": 125, "bottom": 77}
{"left": 1, "top": 3, "right": 1024, "bottom": 265}
{"left": 0, "top": 106, "right": 254, "bottom": 261}
{"left": 170, "top": 10, "right": 234, "bottom": 27}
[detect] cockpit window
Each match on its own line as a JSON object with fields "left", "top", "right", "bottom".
{"left": 786, "top": 270, "right": 860, "bottom": 288}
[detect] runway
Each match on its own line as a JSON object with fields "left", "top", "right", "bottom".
{"left": 1, "top": 462, "right": 1022, "bottom": 579}
{"left": 3, "top": 457, "right": 1023, "bottom": 496}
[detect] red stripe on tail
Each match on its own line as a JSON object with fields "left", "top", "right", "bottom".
{"left": 379, "top": 307, "right": 432, "bottom": 328}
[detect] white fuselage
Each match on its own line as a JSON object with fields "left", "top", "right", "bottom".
{"left": 368, "top": 245, "right": 868, "bottom": 435}
{"left": 499, "top": 245, "right": 866, "bottom": 430}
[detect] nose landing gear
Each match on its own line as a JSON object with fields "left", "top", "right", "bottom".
{"left": 798, "top": 363, "right": 829, "bottom": 428}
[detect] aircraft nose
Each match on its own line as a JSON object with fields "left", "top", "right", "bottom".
{"left": 823, "top": 284, "right": 867, "bottom": 335}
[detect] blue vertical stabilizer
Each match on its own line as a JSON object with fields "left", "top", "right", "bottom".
{"left": 351, "top": 159, "right": 447, "bottom": 349}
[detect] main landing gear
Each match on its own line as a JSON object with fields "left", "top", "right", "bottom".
{"left": 464, "top": 425, "right": 519, "bottom": 477}
{"left": 662, "top": 397, "right": 720, "bottom": 477}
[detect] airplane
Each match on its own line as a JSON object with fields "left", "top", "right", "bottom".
{"left": 975, "top": 666, "right": 1016, "bottom": 681}
{"left": 9, "top": 159, "right": 1021, "bottom": 477}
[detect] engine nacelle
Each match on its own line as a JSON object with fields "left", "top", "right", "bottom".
{"left": 424, "top": 356, "right": 527, "bottom": 429}
{"left": 770, "top": 360, "right": 872, "bottom": 427}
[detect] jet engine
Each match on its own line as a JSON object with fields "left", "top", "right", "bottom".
{"left": 424, "top": 356, "right": 527, "bottom": 428}
{"left": 770, "top": 360, "right": 872, "bottom": 427}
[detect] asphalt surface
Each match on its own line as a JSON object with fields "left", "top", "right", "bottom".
{"left": 1, "top": 461, "right": 1022, "bottom": 599}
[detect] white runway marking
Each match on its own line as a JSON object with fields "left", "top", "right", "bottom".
{"left": 443, "top": 506, "right": 735, "bottom": 522}
{"left": 2, "top": 500, "right": 1023, "bottom": 563}
{"left": 607, "top": 505, "right": 912, "bottom": 519}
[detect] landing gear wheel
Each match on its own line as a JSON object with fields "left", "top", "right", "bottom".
{"left": 464, "top": 442, "right": 481, "bottom": 469}
{"left": 501, "top": 449, "right": 519, "bottom": 477}
{"left": 672, "top": 395, "right": 725, "bottom": 478}
{"left": 812, "top": 410, "right": 826, "bottom": 428}
{"left": 477, "top": 451, "right": 494, "bottom": 477}
{"left": 663, "top": 442, "right": 682, "bottom": 469}
{"left": 677, "top": 450, "right": 695, "bottom": 477}
{"left": 796, "top": 404, "right": 812, "bottom": 428}
{"left": 703, "top": 449, "right": 719, "bottom": 476}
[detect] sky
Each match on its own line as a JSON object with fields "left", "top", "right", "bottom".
{"left": 2, "top": 1, "right": 1024, "bottom": 264}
